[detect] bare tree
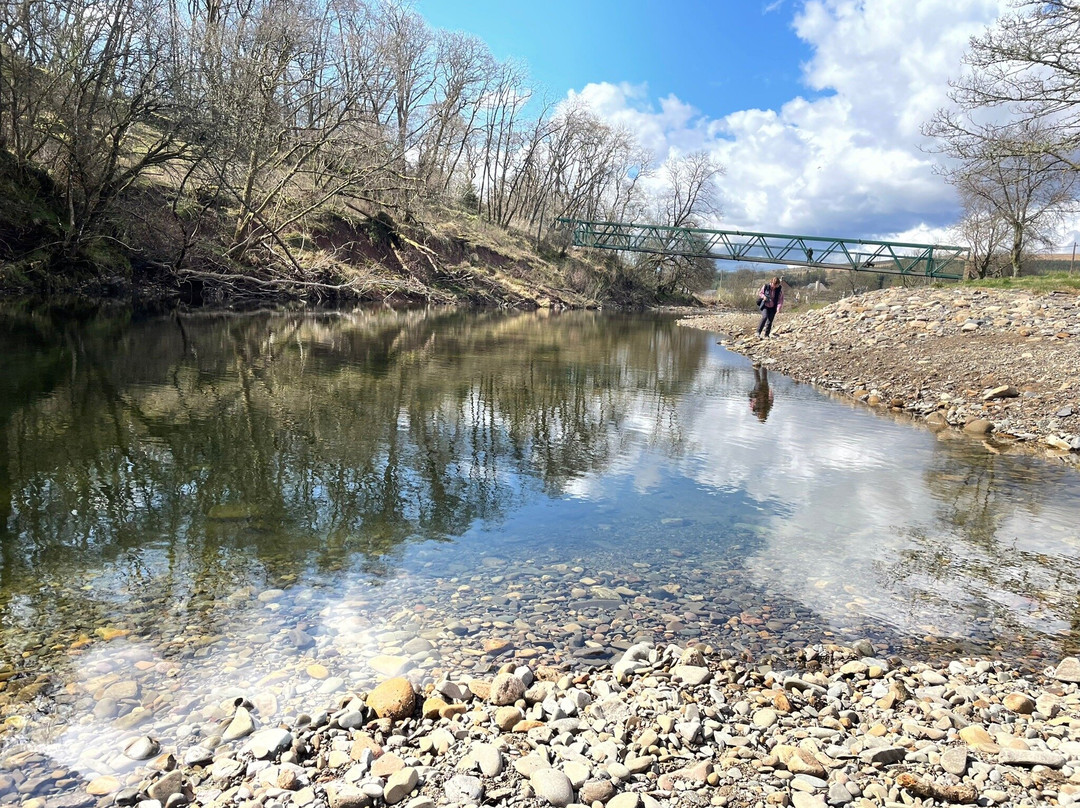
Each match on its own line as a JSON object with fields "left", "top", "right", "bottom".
{"left": 378, "top": 0, "right": 435, "bottom": 189}
{"left": 662, "top": 150, "right": 723, "bottom": 228}
{"left": 415, "top": 30, "right": 494, "bottom": 193}
{"left": 188, "top": 0, "right": 411, "bottom": 269}
{"left": 610, "top": 146, "right": 654, "bottom": 223}
{"left": 648, "top": 151, "right": 724, "bottom": 294}
{"left": 952, "top": 190, "right": 1011, "bottom": 278}
{"left": 475, "top": 59, "right": 531, "bottom": 224}
{"left": 949, "top": 1, "right": 1080, "bottom": 171}
{"left": 927, "top": 116, "right": 1078, "bottom": 276}
{"left": 1, "top": 0, "right": 196, "bottom": 261}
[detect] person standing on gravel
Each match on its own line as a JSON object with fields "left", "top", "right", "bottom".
{"left": 756, "top": 276, "right": 784, "bottom": 338}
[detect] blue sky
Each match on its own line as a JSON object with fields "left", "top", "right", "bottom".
{"left": 415, "top": 1, "right": 1080, "bottom": 249}
{"left": 416, "top": 0, "right": 815, "bottom": 118}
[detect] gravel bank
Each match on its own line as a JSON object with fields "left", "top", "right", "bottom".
{"left": 679, "top": 287, "right": 1080, "bottom": 466}
{"left": 15, "top": 642, "right": 1080, "bottom": 808}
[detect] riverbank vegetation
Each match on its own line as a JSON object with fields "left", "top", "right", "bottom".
{"left": 966, "top": 270, "right": 1080, "bottom": 293}
{"left": 0, "top": 0, "right": 721, "bottom": 307}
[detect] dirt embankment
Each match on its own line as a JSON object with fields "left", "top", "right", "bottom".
{"left": 680, "top": 286, "right": 1080, "bottom": 466}
{"left": 0, "top": 149, "right": 642, "bottom": 308}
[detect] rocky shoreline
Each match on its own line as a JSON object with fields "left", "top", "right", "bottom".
{"left": 678, "top": 286, "right": 1080, "bottom": 466}
{"left": 12, "top": 641, "right": 1080, "bottom": 808}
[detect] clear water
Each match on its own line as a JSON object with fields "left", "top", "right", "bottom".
{"left": 1, "top": 307, "right": 1079, "bottom": 799}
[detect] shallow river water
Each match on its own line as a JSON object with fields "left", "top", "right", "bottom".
{"left": 1, "top": 307, "right": 1079, "bottom": 803}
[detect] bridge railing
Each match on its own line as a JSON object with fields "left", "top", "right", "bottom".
{"left": 555, "top": 218, "right": 968, "bottom": 280}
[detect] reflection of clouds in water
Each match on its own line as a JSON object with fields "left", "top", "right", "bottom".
{"left": 552, "top": 357, "right": 906, "bottom": 516}
{"left": 676, "top": 364, "right": 937, "bottom": 633}
{"left": 631, "top": 462, "right": 665, "bottom": 495}
{"left": 994, "top": 512, "right": 1080, "bottom": 555}
{"left": 563, "top": 476, "right": 601, "bottom": 501}
{"left": 660, "top": 351, "right": 1080, "bottom": 644}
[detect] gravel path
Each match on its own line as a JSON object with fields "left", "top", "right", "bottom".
{"left": 679, "top": 286, "right": 1080, "bottom": 467}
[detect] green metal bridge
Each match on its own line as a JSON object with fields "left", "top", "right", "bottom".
{"left": 555, "top": 218, "right": 968, "bottom": 280}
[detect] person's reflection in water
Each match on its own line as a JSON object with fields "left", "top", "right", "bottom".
{"left": 749, "top": 364, "right": 774, "bottom": 422}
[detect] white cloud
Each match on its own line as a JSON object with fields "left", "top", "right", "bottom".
{"left": 572, "top": 0, "right": 1016, "bottom": 242}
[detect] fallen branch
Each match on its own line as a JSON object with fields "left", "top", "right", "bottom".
{"left": 896, "top": 773, "right": 978, "bottom": 804}
{"left": 177, "top": 268, "right": 361, "bottom": 292}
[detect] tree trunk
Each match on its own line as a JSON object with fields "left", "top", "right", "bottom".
{"left": 1009, "top": 222, "right": 1023, "bottom": 278}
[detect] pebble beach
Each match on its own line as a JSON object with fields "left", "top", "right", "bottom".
{"left": 7, "top": 640, "right": 1080, "bottom": 808}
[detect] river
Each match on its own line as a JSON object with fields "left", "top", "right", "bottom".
{"left": 1, "top": 307, "right": 1079, "bottom": 802}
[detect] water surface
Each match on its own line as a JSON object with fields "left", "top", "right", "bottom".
{"left": 1, "top": 307, "right": 1079, "bottom": 800}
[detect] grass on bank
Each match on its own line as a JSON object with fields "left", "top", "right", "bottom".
{"left": 965, "top": 272, "right": 1080, "bottom": 294}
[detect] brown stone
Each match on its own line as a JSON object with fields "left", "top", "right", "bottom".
{"left": 773, "top": 691, "right": 793, "bottom": 713}
{"left": 371, "top": 751, "right": 405, "bottom": 777}
{"left": 483, "top": 638, "right": 513, "bottom": 655}
{"left": 365, "top": 678, "right": 416, "bottom": 721}
{"left": 787, "top": 749, "right": 827, "bottom": 778}
{"left": 86, "top": 776, "right": 121, "bottom": 796}
{"left": 959, "top": 725, "right": 999, "bottom": 752}
{"left": 102, "top": 680, "right": 139, "bottom": 700}
{"left": 147, "top": 771, "right": 184, "bottom": 804}
{"left": 1002, "top": 693, "right": 1036, "bottom": 714}
{"left": 350, "top": 732, "right": 383, "bottom": 761}
{"left": 488, "top": 673, "right": 525, "bottom": 706}
{"left": 95, "top": 627, "right": 130, "bottom": 641}
{"left": 963, "top": 419, "right": 994, "bottom": 435}
{"left": 1053, "top": 657, "right": 1080, "bottom": 683}
{"left": 439, "top": 703, "right": 468, "bottom": 720}
{"left": 925, "top": 411, "right": 948, "bottom": 430}
{"left": 467, "top": 679, "right": 491, "bottom": 701}
{"left": 982, "top": 385, "right": 1019, "bottom": 401}
{"left": 511, "top": 720, "right": 545, "bottom": 732}
{"left": 422, "top": 696, "right": 448, "bottom": 719}
{"left": 580, "top": 780, "right": 616, "bottom": 803}
{"left": 494, "top": 706, "right": 523, "bottom": 731}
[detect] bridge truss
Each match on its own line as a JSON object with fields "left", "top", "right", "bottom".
{"left": 555, "top": 218, "right": 968, "bottom": 280}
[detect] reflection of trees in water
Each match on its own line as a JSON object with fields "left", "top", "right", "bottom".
{"left": 0, "top": 309, "right": 708, "bottom": 647}
{"left": 878, "top": 444, "right": 1080, "bottom": 657}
